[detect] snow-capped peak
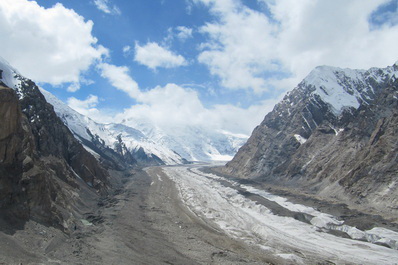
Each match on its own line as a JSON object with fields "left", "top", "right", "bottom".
{"left": 40, "top": 88, "right": 186, "bottom": 165}
{"left": 302, "top": 64, "right": 398, "bottom": 115}
{"left": 121, "top": 119, "right": 248, "bottom": 162}
{"left": 0, "top": 56, "right": 23, "bottom": 90}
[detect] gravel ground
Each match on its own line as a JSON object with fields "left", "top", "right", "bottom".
{"left": 0, "top": 167, "right": 276, "bottom": 264}
{"left": 3, "top": 164, "right": 396, "bottom": 264}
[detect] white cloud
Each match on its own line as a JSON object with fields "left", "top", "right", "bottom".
{"left": 67, "top": 82, "right": 81, "bottom": 93}
{"left": 66, "top": 78, "right": 95, "bottom": 93}
{"left": 67, "top": 94, "right": 101, "bottom": 117}
{"left": 90, "top": 61, "right": 273, "bottom": 134}
{"left": 195, "top": 0, "right": 398, "bottom": 93}
{"left": 0, "top": 0, "right": 108, "bottom": 85}
{"left": 117, "top": 84, "right": 205, "bottom": 128}
{"left": 123, "top": 45, "right": 132, "bottom": 55}
{"left": 134, "top": 42, "right": 188, "bottom": 70}
{"left": 176, "top": 26, "right": 193, "bottom": 40}
{"left": 109, "top": 83, "right": 273, "bottom": 135}
{"left": 93, "top": 0, "right": 121, "bottom": 15}
{"left": 196, "top": 0, "right": 281, "bottom": 93}
{"left": 98, "top": 63, "right": 141, "bottom": 98}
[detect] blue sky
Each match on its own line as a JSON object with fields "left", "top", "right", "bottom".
{"left": 1, "top": 0, "right": 398, "bottom": 134}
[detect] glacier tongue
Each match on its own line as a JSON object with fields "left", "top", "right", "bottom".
{"left": 163, "top": 165, "right": 398, "bottom": 264}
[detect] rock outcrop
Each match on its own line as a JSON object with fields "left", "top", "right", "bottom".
{"left": 0, "top": 62, "right": 110, "bottom": 231}
{"left": 225, "top": 63, "right": 398, "bottom": 217}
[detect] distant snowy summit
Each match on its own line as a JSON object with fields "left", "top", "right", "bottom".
{"left": 302, "top": 63, "right": 398, "bottom": 115}
{"left": 0, "top": 56, "right": 24, "bottom": 93}
{"left": 120, "top": 118, "right": 248, "bottom": 162}
{"left": 40, "top": 89, "right": 248, "bottom": 164}
{"left": 40, "top": 88, "right": 187, "bottom": 166}
{"left": 0, "top": 56, "right": 248, "bottom": 165}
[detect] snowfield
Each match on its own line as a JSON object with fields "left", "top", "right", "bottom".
{"left": 163, "top": 165, "right": 398, "bottom": 265}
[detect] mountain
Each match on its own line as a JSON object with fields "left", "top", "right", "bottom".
{"left": 224, "top": 62, "right": 398, "bottom": 218}
{"left": 121, "top": 119, "right": 248, "bottom": 162}
{"left": 0, "top": 57, "right": 109, "bottom": 230}
{"left": 42, "top": 87, "right": 247, "bottom": 164}
{"left": 40, "top": 89, "right": 186, "bottom": 166}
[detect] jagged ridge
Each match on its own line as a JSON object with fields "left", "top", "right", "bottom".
{"left": 0, "top": 58, "right": 109, "bottom": 231}
{"left": 40, "top": 88, "right": 186, "bottom": 166}
{"left": 225, "top": 62, "right": 398, "bottom": 218}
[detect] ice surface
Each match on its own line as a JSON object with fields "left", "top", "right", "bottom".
{"left": 164, "top": 166, "right": 398, "bottom": 264}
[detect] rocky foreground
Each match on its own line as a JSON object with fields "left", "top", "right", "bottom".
{"left": 0, "top": 166, "right": 273, "bottom": 264}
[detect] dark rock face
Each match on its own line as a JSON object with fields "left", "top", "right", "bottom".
{"left": 0, "top": 86, "right": 31, "bottom": 223}
{"left": 133, "top": 146, "right": 165, "bottom": 166}
{"left": 77, "top": 130, "right": 137, "bottom": 171}
{"left": 18, "top": 79, "right": 109, "bottom": 191}
{"left": 0, "top": 80, "right": 109, "bottom": 231}
{"left": 225, "top": 64, "right": 398, "bottom": 217}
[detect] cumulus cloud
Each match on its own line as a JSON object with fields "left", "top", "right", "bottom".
{"left": 98, "top": 63, "right": 141, "bottom": 98}
{"left": 67, "top": 94, "right": 100, "bottom": 117}
{"left": 134, "top": 42, "right": 188, "bottom": 70}
{"left": 67, "top": 94, "right": 116, "bottom": 123}
{"left": 0, "top": 0, "right": 108, "bottom": 85}
{"left": 93, "top": 0, "right": 121, "bottom": 15}
{"left": 67, "top": 83, "right": 81, "bottom": 93}
{"left": 108, "top": 82, "right": 272, "bottom": 135}
{"left": 67, "top": 77, "right": 95, "bottom": 92}
{"left": 91, "top": 62, "right": 272, "bottom": 134}
{"left": 123, "top": 45, "right": 132, "bottom": 56}
{"left": 195, "top": 0, "right": 398, "bottom": 92}
{"left": 176, "top": 26, "right": 193, "bottom": 40}
{"left": 116, "top": 84, "right": 205, "bottom": 128}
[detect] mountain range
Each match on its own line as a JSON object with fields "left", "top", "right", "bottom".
{"left": 40, "top": 85, "right": 247, "bottom": 165}
{"left": 1, "top": 54, "right": 397, "bottom": 229}
{"left": 224, "top": 62, "right": 398, "bottom": 218}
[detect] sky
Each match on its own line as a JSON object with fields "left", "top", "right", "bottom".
{"left": 0, "top": 0, "right": 398, "bottom": 135}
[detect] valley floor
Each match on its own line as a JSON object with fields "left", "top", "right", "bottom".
{"left": 1, "top": 164, "right": 398, "bottom": 264}
{"left": 0, "top": 166, "right": 270, "bottom": 265}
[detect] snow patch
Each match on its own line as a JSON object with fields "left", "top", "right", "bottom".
{"left": 0, "top": 56, "right": 23, "bottom": 94}
{"left": 303, "top": 64, "right": 398, "bottom": 115}
{"left": 294, "top": 134, "right": 307, "bottom": 144}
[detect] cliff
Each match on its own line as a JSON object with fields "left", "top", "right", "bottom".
{"left": 224, "top": 63, "right": 398, "bottom": 217}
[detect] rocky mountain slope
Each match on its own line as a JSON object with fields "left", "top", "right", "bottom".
{"left": 41, "top": 87, "right": 247, "bottom": 164}
{"left": 224, "top": 63, "right": 398, "bottom": 217}
{"left": 0, "top": 58, "right": 110, "bottom": 231}
{"left": 40, "top": 88, "right": 186, "bottom": 166}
